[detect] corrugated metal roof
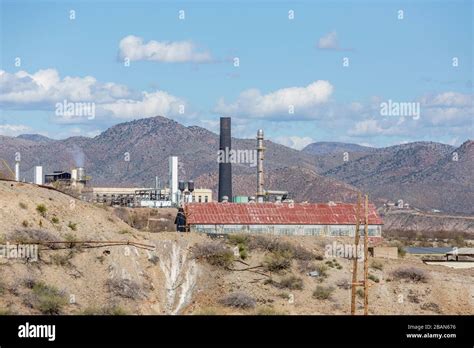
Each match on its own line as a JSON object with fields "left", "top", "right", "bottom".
{"left": 185, "top": 202, "right": 383, "bottom": 225}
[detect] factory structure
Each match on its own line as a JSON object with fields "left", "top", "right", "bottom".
{"left": 184, "top": 117, "right": 383, "bottom": 239}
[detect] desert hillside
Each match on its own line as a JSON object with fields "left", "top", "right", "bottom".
{"left": 0, "top": 180, "right": 472, "bottom": 315}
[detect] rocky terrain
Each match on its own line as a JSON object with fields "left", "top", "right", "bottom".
{"left": 0, "top": 116, "right": 472, "bottom": 215}
{"left": 0, "top": 181, "right": 472, "bottom": 316}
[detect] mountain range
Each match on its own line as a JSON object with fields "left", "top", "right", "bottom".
{"left": 0, "top": 116, "right": 472, "bottom": 214}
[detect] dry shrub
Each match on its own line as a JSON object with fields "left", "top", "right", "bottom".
{"left": 276, "top": 275, "right": 304, "bottom": 290}
{"left": 313, "top": 285, "right": 335, "bottom": 300}
{"left": 8, "top": 229, "right": 60, "bottom": 249}
{"left": 192, "top": 241, "right": 234, "bottom": 268}
{"left": 106, "top": 279, "right": 145, "bottom": 300}
{"left": 23, "top": 280, "right": 67, "bottom": 314}
{"left": 336, "top": 279, "right": 351, "bottom": 290}
{"left": 248, "top": 235, "right": 316, "bottom": 260}
{"left": 263, "top": 251, "right": 292, "bottom": 272}
{"left": 219, "top": 292, "right": 256, "bottom": 309}
{"left": 392, "top": 267, "right": 428, "bottom": 283}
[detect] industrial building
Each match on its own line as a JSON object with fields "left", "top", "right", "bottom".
{"left": 185, "top": 202, "right": 383, "bottom": 239}
{"left": 183, "top": 117, "right": 384, "bottom": 238}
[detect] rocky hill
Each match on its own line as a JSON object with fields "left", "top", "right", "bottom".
{"left": 0, "top": 116, "right": 472, "bottom": 214}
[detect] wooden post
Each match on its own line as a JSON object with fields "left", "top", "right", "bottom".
{"left": 350, "top": 193, "right": 361, "bottom": 315}
{"left": 364, "top": 194, "right": 369, "bottom": 315}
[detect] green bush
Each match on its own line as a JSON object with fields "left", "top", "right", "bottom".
{"left": 67, "top": 222, "right": 77, "bottom": 231}
{"left": 368, "top": 274, "right": 380, "bottom": 283}
{"left": 313, "top": 285, "right": 334, "bottom": 300}
{"left": 36, "top": 204, "right": 47, "bottom": 217}
{"left": 356, "top": 288, "right": 364, "bottom": 298}
{"left": 51, "top": 217, "right": 59, "bottom": 224}
{"left": 263, "top": 251, "right": 292, "bottom": 272}
{"left": 30, "top": 281, "right": 67, "bottom": 314}
{"left": 192, "top": 242, "right": 234, "bottom": 268}
{"left": 277, "top": 275, "right": 304, "bottom": 290}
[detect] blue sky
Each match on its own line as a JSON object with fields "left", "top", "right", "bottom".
{"left": 0, "top": 0, "right": 472, "bottom": 148}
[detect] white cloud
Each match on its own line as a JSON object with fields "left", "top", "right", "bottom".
{"left": 214, "top": 80, "right": 333, "bottom": 119}
{"left": 0, "top": 69, "right": 189, "bottom": 122}
{"left": 0, "top": 69, "right": 131, "bottom": 106}
{"left": 100, "top": 91, "right": 187, "bottom": 119}
{"left": 318, "top": 31, "right": 339, "bottom": 49}
{"left": 0, "top": 124, "right": 32, "bottom": 136}
{"left": 118, "top": 35, "right": 212, "bottom": 63}
{"left": 273, "top": 136, "right": 314, "bottom": 150}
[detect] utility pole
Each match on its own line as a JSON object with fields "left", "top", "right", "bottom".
{"left": 350, "top": 193, "right": 361, "bottom": 315}
{"left": 364, "top": 194, "right": 369, "bottom": 315}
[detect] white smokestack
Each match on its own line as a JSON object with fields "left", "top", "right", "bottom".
{"left": 169, "top": 156, "right": 178, "bottom": 204}
{"left": 34, "top": 166, "right": 43, "bottom": 185}
{"left": 15, "top": 161, "right": 20, "bottom": 181}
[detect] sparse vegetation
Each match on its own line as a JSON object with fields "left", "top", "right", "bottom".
{"left": 336, "top": 279, "right": 351, "bottom": 290}
{"left": 420, "top": 302, "right": 441, "bottom": 313}
{"left": 219, "top": 292, "right": 256, "bottom": 309}
{"left": 392, "top": 267, "right": 428, "bottom": 283}
{"left": 22, "top": 220, "right": 28, "bottom": 227}
{"left": 356, "top": 288, "right": 364, "bottom": 298}
{"left": 313, "top": 285, "right": 335, "bottom": 300}
{"left": 368, "top": 274, "right": 380, "bottom": 283}
{"left": 254, "top": 306, "right": 284, "bottom": 315}
{"left": 193, "top": 307, "right": 223, "bottom": 315}
{"left": 192, "top": 241, "right": 234, "bottom": 268}
{"left": 51, "top": 217, "right": 59, "bottom": 224}
{"left": 118, "top": 229, "right": 131, "bottom": 235}
{"left": 263, "top": 251, "right": 292, "bottom": 272}
{"left": 106, "top": 278, "right": 144, "bottom": 300}
{"left": 36, "top": 204, "right": 47, "bottom": 217}
{"left": 8, "top": 229, "right": 60, "bottom": 249}
{"left": 80, "top": 305, "right": 129, "bottom": 315}
{"left": 50, "top": 251, "right": 74, "bottom": 267}
{"left": 276, "top": 275, "right": 304, "bottom": 290}
{"left": 19, "top": 202, "right": 27, "bottom": 209}
{"left": 314, "top": 263, "right": 329, "bottom": 280}
{"left": 370, "top": 260, "right": 384, "bottom": 271}
{"left": 67, "top": 222, "right": 77, "bottom": 231}
{"left": 27, "top": 281, "right": 68, "bottom": 314}
{"left": 248, "top": 235, "right": 316, "bottom": 260}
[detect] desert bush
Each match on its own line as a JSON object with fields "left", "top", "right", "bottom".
{"left": 19, "top": 202, "right": 27, "bottom": 209}
{"left": 263, "top": 251, "right": 292, "bottom": 272}
{"left": 247, "top": 235, "right": 316, "bottom": 260}
{"left": 36, "top": 204, "right": 47, "bottom": 217}
{"left": 8, "top": 229, "right": 60, "bottom": 249}
{"left": 219, "top": 292, "right": 256, "bottom": 309}
{"left": 81, "top": 305, "right": 129, "bottom": 315}
{"left": 420, "top": 302, "right": 441, "bottom": 313}
{"left": 254, "top": 306, "right": 284, "bottom": 315}
{"left": 50, "top": 251, "right": 74, "bottom": 267}
{"left": 67, "top": 222, "right": 77, "bottom": 231}
{"left": 368, "top": 274, "right": 380, "bottom": 283}
{"left": 51, "top": 217, "right": 59, "bottom": 224}
{"left": 336, "top": 279, "right": 351, "bottom": 290}
{"left": 277, "top": 275, "right": 304, "bottom": 290}
{"left": 370, "top": 260, "right": 384, "bottom": 271}
{"left": 392, "top": 267, "right": 428, "bottom": 283}
{"left": 356, "top": 288, "right": 364, "bottom": 298}
{"left": 28, "top": 281, "right": 67, "bottom": 314}
{"left": 192, "top": 242, "right": 234, "bottom": 268}
{"left": 106, "top": 279, "right": 145, "bottom": 300}
{"left": 314, "top": 263, "right": 329, "bottom": 279}
{"left": 21, "top": 220, "right": 28, "bottom": 227}
{"left": 297, "top": 259, "right": 315, "bottom": 273}
{"left": 192, "top": 307, "right": 223, "bottom": 315}
{"left": 227, "top": 234, "right": 250, "bottom": 246}
{"left": 313, "top": 285, "right": 335, "bottom": 300}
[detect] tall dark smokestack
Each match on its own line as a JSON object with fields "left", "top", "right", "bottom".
{"left": 218, "top": 117, "right": 232, "bottom": 202}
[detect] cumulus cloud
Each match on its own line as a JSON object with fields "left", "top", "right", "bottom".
{"left": 273, "top": 136, "right": 314, "bottom": 150}
{"left": 100, "top": 91, "right": 187, "bottom": 119}
{"left": 118, "top": 35, "right": 213, "bottom": 63}
{"left": 0, "top": 69, "right": 189, "bottom": 123}
{"left": 0, "top": 124, "right": 32, "bottom": 136}
{"left": 0, "top": 69, "right": 131, "bottom": 107}
{"left": 214, "top": 80, "right": 333, "bottom": 119}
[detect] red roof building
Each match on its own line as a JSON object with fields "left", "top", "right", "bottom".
{"left": 184, "top": 202, "right": 383, "bottom": 238}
